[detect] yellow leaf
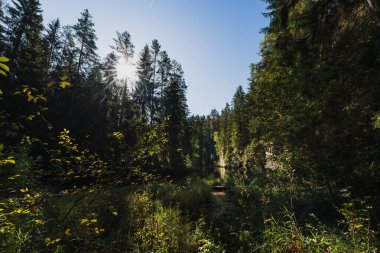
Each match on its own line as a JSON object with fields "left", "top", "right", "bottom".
{"left": 95, "top": 227, "right": 105, "bottom": 234}
{"left": 0, "top": 57, "right": 9, "bottom": 62}
{"left": 20, "top": 187, "right": 29, "bottom": 193}
{"left": 0, "top": 63, "right": 9, "bottom": 72}
{"left": 112, "top": 211, "right": 118, "bottom": 216}
{"left": 2, "top": 158, "right": 16, "bottom": 165}
{"left": 60, "top": 81, "right": 71, "bottom": 89}
{"left": 65, "top": 228, "right": 71, "bottom": 236}
{"left": 80, "top": 218, "right": 89, "bottom": 224}
{"left": 90, "top": 219, "right": 97, "bottom": 223}
{"left": 0, "top": 70, "right": 7, "bottom": 76}
{"left": 35, "top": 219, "right": 44, "bottom": 224}
{"left": 8, "top": 174, "right": 21, "bottom": 180}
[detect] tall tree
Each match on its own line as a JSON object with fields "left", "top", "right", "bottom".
{"left": 134, "top": 45, "right": 153, "bottom": 122}
{"left": 214, "top": 103, "right": 232, "bottom": 165}
{"left": 243, "top": 0, "right": 380, "bottom": 196}
{"left": 73, "top": 9, "right": 98, "bottom": 75}
{"left": 112, "top": 30, "right": 134, "bottom": 61}
{"left": 157, "top": 50, "right": 171, "bottom": 117}
{"left": 149, "top": 39, "right": 161, "bottom": 124}
{"left": 231, "top": 86, "right": 248, "bottom": 155}
{"left": 43, "top": 18, "right": 61, "bottom": 70}
{"left": 5, "top": 0, "right": 45, "bottom": 87}
{"left": 111, "top": 31, "right": 135, "bottom": 128}
{"left": 163, "top": 73, "right": 188, "bottom": 169}
{"left": 58, "top": 25, "right": 77, "bottom": 76}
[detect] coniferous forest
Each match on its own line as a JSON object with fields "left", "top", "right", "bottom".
{"left": 1, "top": 0, "right": 380, "bottom": 252}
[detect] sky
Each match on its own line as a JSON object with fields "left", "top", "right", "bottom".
{"left": 39, "top": 0, "right": 269, "bottom": 115}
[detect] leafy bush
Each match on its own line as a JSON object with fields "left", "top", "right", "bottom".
{"left": 154, "top": 180, "right": 212, "bottom": 217}
{"left": 261, "top": 206, "right": 379, "bottom": 253}
{"left": 37, "top": 185, "right": 221, "bottom": 252}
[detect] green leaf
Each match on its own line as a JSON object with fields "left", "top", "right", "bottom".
{"left": 0, "top": 63, "right": 9, "bottom": 72}
{"left": 60, "top": 81, "right": 71, "bottom": 89}
{"left": 80, "top": 218, "right": 89, "bottom": 224}
{"left": 2, "top": 158, "right": 16, "bottom": 165}
{"left": 0, "top": 57, "right": 9, "bottom": 62}
{"left": 0, "top": 70, "right": 7, "bottom": 76}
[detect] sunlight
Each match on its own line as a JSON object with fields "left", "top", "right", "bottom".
{"left": 115, "top": 58, "right": 137, "bottom": 81}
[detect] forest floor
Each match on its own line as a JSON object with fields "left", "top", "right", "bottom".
{"left": 210, "top": 186, "right": 235, "bottom": 219}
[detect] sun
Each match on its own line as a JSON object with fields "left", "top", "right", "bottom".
{"left": 115, "top": 58, "right": 136, "bottom": 81}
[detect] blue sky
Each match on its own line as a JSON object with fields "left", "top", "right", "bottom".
{"left": 39, "top": 0, "right": 268, "bottom": 115}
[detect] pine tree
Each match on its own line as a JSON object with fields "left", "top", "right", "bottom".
{"left": 59, "top": 25, "right": 77, "bottom": 76}
{"left": 151, "top": 40, "right": 161, "bottom": 80}
{"left": 134, "top": 45, "right": 153, "bottom": 122}
{"left": 245, "top": 0, "right": 380, "bottom": 196}
{"left": 73, "top": 9, "right": 98, "bottom": 75}
{"left": 214, "top": 103, "right": 232, "bottom": 165}
{"left": 5, "top": 0, "right": 45, "bottom": 88}
{"left": 163, "top": 73, "right": 188, "bottom": 169}
{"left": 231, "top": 85, "right": 248, "bottom": 154}
{"left": 112, "top": 30, "right": 134, "bottom": 61}
{"left": 111, "top": 31, "right": 135, "bottom": 128}
{"left": 43, "top": 18, "right": 61, "bottom": 70}
{"left": 149, "top": 39, "right": 161, "bottom": 124}
{"left": 157, "top": 50, "right": 171, "bottom": 117}
{"left": 189, "top": 114, "right": 217, "bottom": 175}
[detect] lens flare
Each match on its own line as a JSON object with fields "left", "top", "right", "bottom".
{"left": 115, "top": 58, "right": 136, "bottom": 81}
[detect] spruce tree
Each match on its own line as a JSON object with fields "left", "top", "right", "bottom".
{"left": 134, "top": 45, "right": 153, "bottom": 122}
{"left": 157, "top": 50, "right": 171, "bottom": 116}
{"left": 59, "top": 26, "right": 77, "bottom": 76}
{"left": 43, "top": 18, "right": 61, "bottom": 70}
{"left": 163, "top": 73, "right": 188, "bottom": 169}
{"left": 111, "top": 31, "right": 135, "bottom": 128}
{"left": 73, "top": 9, "right": 98, "bottom": 75}
{"left": 231, "top": 85, "right": 248, "bottom": 154}
{"left": 149, "top": 39, "right": 161, "bottom": 124}
{"left": 5, "top": 0, "right": 45, "bottom": 88}
{"left": 112, "top": 30, "right": 134, "bottom": 61}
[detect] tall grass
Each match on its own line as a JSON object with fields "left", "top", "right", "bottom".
{"left": 12, "top": 181, "right": 221, "bottom": 252}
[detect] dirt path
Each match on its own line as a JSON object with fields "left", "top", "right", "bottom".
{"left": 210, "top": 186, "right": 235, "bottom": 218}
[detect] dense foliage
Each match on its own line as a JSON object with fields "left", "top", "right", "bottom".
{"left": 204, "top": 0, "right": 380, "bottom": 251}
{"left": 0, "top": 0, "right": 379, "bottom": 252}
